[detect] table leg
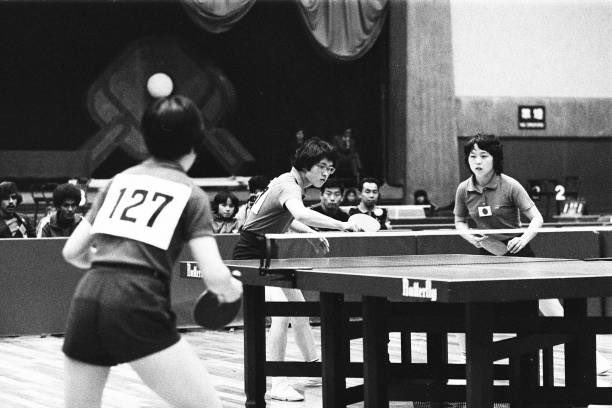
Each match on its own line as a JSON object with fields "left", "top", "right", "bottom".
{"left": 465, "top": 302, "right": 494, "bottom": 408}
{"left": 564, "top": 298, "right": 595, "bottom": 408}
{"left": 320, "top": 292, "right": 347, "bottom": 408}
{"left": 510, "top": 300, "right": 540, "bottom": 408}
{"left": 363, "top": 296, "right": 388, "bottom": 408}
{"left": 243, "top": 285, "right": 266, "bottom": 408}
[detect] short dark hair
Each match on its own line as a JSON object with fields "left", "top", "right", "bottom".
{"left": 413, "top": 189, "right": 428, "bottom": 199}
{"left": 212, "top": 189, "right": 239, "bottom": 216}
{"left": 320, "top": 178, "right": 344, "bottom": 194}
{"left": 141, "top": 95, "right": 205, "bottom": 160}
{"left": 53, "top": 183, "right": 82, "bottom": 207}
{"left": 463, "top": 133, "right": 504, "bottom": 175}
{"left": 0, "top": 181, "right": 22, "bottom": 204}
{"left": 358, "top": 177, "right": 381, "bottom": 191}
{"left": 292, "top": 137, "right": 337, "bottom": 172}
{"left": 248, "top": 175, "right": 270, "bottom": 194}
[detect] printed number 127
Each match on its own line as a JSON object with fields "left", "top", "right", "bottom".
{"left": 108, "top": 188, "right": 173, "bottom": 227}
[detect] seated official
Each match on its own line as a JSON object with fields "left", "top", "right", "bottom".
{"left": 348, "top": 177, "right": 391, "bottom": 230}
{"left": 309, "top": 179, "right": 349, "bottom": 230}
{"left": 0, "top": 181, "right": 35, "bottom": 238}
{"left": 38, "top": 183, "right": 83, "bottom": 237}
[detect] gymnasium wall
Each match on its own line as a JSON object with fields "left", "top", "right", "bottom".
{"left": 388, "top": 0, "right": 611, "bottom": 210}
{"left": 451, "top": 0, "right": 612, "bottom": 211}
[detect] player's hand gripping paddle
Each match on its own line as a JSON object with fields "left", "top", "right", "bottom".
{"left": 348, "top": 213, "right": 381, "bottom": 232}
{"left": 193, "top": 271, "right": 243, "bottom": 330}
{"left": 478, "top": 236, "right": 508, "bottom": 256}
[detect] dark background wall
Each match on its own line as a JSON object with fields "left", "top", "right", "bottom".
{"left": 0, "top": 1, "right": 385, "bottom": 179}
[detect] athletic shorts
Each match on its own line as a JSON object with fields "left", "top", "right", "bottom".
{"left": 62, "top": 264, "right": 180, "bottom": 366}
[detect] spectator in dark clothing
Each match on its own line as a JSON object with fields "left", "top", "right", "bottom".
{"left": 341, "top": 187, "right": 360, "bottom": 206}
{"left": 38, "top": 183, "right": 83, "bottom": 237}
{"left": 236, "top": 175, "right": 270, "bottom": 226}
{"left": 310, "top": 179, "right": 349, "bottom": 230}
{"left": 348, "top": 177, "right": 391, "bottom": 230}
{"left": 413, "top": 189, "right": 438, "bottom": 216}
{"left": 333, "top": 128, "right": 362, "bottom": 188}
{"left": 0, "top": 181, "right": 35, "bottom": 238}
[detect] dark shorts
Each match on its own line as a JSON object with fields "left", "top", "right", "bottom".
{"left": 62, "top": 264, "right": 180, "bottom": 366}
{"left": 233, "top": 230, "right": 267, "bottom": 260}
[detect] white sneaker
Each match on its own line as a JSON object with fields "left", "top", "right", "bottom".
{"left": 266, "top": 381, "right": 304, "bottom": 401}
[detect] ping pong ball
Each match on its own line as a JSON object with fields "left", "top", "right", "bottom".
{"left": 147, "top": 73, "right": 173, "bottom": 98}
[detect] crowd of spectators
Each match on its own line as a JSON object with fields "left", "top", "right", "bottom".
{"left": 0, "top": 173, "right": 437, "bottom": 238}
{"left": 0, "top": 127, "right": 437, "bottom": 239}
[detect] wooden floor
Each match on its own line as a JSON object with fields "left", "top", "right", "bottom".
{"left": 1, "top": 327, "right": 612, "bottom": 408}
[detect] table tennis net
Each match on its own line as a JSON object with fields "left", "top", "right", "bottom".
{"left": 264, "top": 254, "right": 571, "bottom": 270}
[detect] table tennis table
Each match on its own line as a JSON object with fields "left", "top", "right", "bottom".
{"left": 225, "top": 254, "right": 612, "bottom": 407}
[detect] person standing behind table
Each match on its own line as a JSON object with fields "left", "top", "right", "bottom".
{"left": 37, "top": 183, "right": 83, "bottom": 237}
{"left": 233, "top": 137, "right": 360, "bottom": 402}
{"left": 453, "top": 133, "right": 611, "bottom": 374}
{"left": 0, "top": 181, "right": 35, "bottom": 238}
{"left": 61, "top": 95, "right": 243, "bottom": 408}
{"left": 309, "top": 178, "right": 349, "bottom": 231}
{"left": 211, "top": 189, "right": 241, "bottom": 233}
{"left": 454, "top": 133, "right": 543, "bottom": 255}
{"left": 235, "top": 175, "right": 270, "bottom": 226}
{"left": 333, "top": 128, "right": 362, "bottom": 188}
{"left": 348, "top": 177, "right": 392, "bottom": 230}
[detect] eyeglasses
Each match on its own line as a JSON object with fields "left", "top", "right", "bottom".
{"left": 316, "top": 163, "right": 336, "bottom": 175}
{"left": 8, "top": 194, "right": 18, "bottom": 201}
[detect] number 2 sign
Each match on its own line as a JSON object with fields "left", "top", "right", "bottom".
{"left": 91, "top": 174, "right": 191, "bottom": 249}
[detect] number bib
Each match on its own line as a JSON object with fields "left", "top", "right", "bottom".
{"left": 91, "top": 174, "right": 191, "bottom": 250}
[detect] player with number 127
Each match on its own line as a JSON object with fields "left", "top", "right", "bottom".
{"left": 61, "top": 95, "right": 241, "bottom": 408}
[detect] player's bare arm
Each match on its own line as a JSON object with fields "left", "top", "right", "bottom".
{"left": 189, "top": 236, "right": 242, "bottom": 303}
{"left": 454, "top": 217, "right": 484, "bottom": 248}
{"left": 285, "top": 198, "right": 356, "bottom": 231}
{"left": 62, "top": 218, "right": 94, "bottom": 269}
{"left": 508, "top": 206, "right": 543, "bottom": 254}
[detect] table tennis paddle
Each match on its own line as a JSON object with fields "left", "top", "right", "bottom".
{"left": 193, "top": 271, "right": 242, "bottom": 330}
{"left": 348, "top": 213, "right": 381, "bottom": 232}
{"left": 479, "top": 236, "right": 508, "bottom": 256}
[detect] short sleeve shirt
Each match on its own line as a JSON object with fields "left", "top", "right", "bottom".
{"left": 240, "top": 168, "right": 304, "bottom": 235}
{"left": 86, "top": 159, "right": 213, "bottom": 278}
{"left": 454, "top": 173, "right": 535, "bottom": 240}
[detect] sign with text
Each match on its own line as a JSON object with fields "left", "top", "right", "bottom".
{"left": 518, "top": 105, "right": 545, "bottom": 130}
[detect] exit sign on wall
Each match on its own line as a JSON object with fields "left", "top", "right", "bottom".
{"left": 518, "top": 105, "right": 545, "bottom": 130}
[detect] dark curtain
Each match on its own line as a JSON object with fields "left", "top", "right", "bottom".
{"left": 297, "top": 0, "right": 388, "bottom": 60}
{"left": 182, "top": 0, "right": 388, "bottom": 60}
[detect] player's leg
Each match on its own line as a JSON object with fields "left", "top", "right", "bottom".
{"left": 64, "top": 356, "right": 110, "bottom": 408}
{"left": 283, "top": 288, "right": 319, "bottom": 362}
{"left": 130, "top": 338, "right": 222, "bottom": 408}
{"left": 267, "top": 287, "right": 290, "bottom": 361}
{"left": 285, "top": 288, "right": 322, "bottom": 387}
{"left": 265, "top": 287, "right": 305, "bottom": 401}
